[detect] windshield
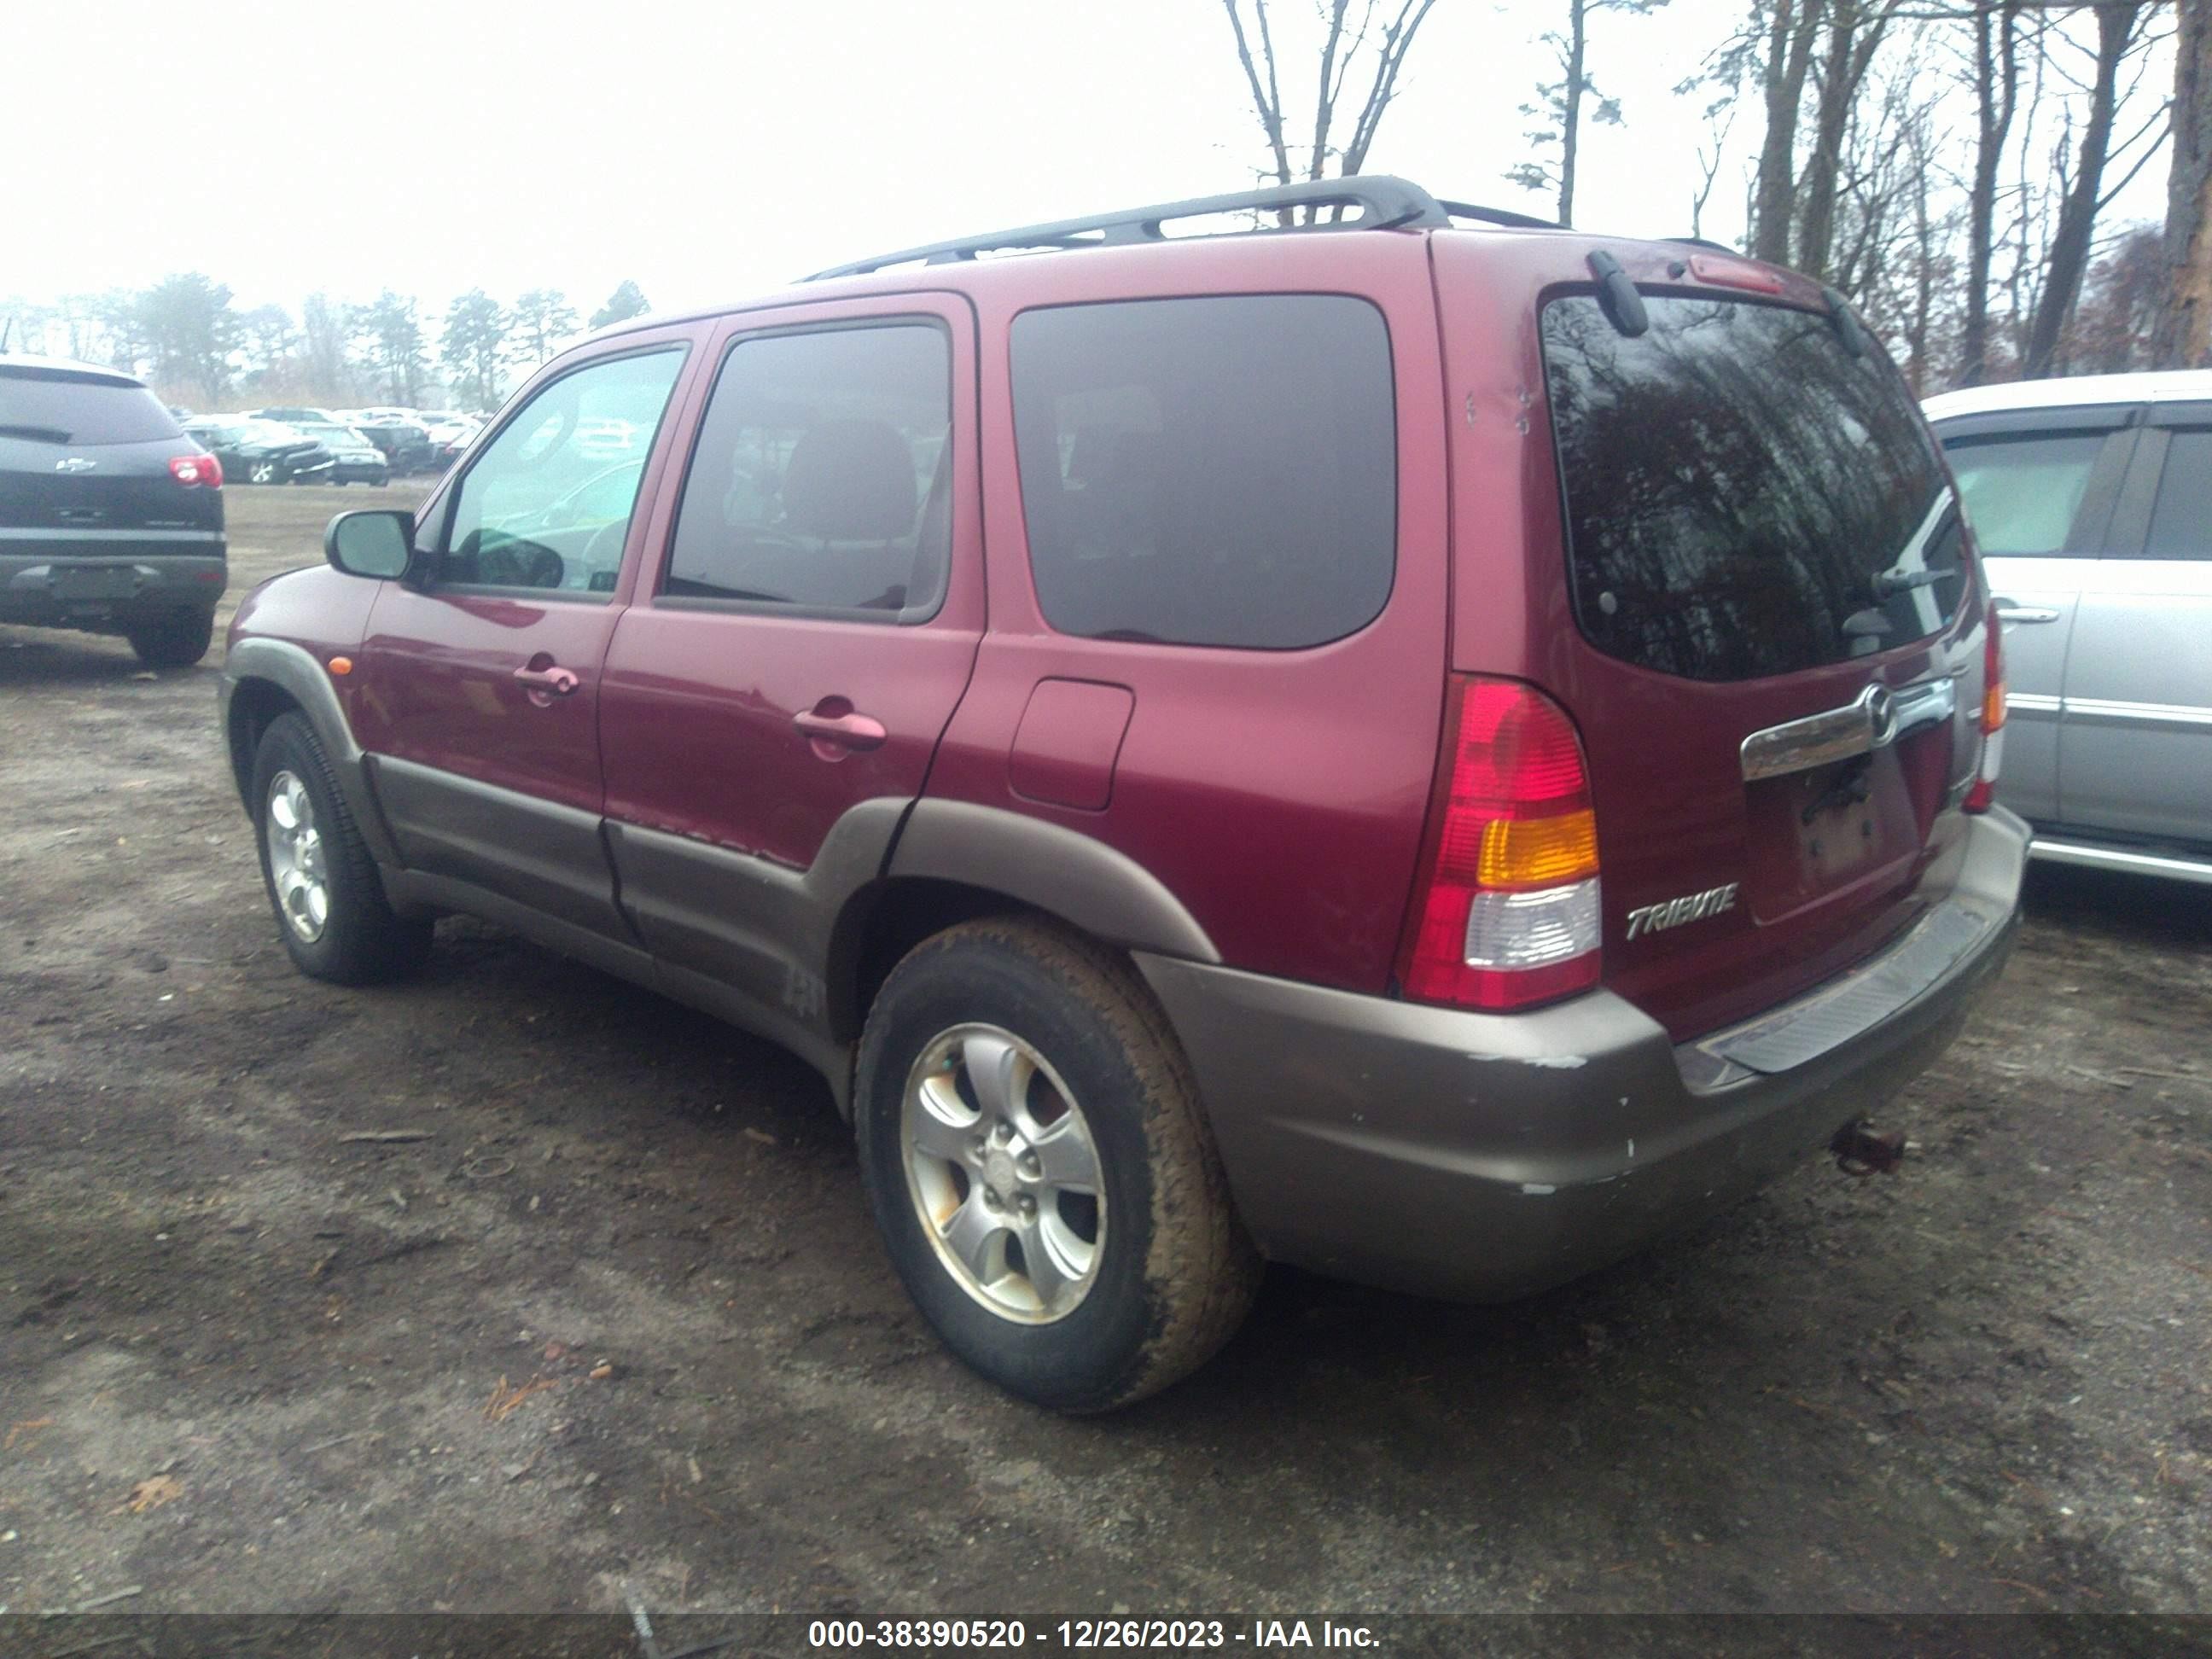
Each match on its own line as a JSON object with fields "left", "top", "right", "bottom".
{"left": 0, "top": 371, "right": 181, "bottom": 445}
{"left": 1540, "top": 293, "right": 1963, "bottom": 682}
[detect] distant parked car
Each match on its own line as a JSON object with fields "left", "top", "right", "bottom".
{"left": 574, "top": 416, "right": 636, "bottom": 459}
{"left": 296, "top": 422, "right": 391, "bottom": 486}
{"left": 425, "top": 416, "right": 482, "bottom": 468}
{"left": 181, "top": 416, "right": 335, "bottom": 486}
{"left": 0, "top": 354, "right": 225, "bottom": 666}
{"left": 1925, "top": 370, "right": 2212, "bottom": 885}
{"left": 247, "top": 405, "right": 339, "bottom": 426}
{"left": 352, "top": 418, "right": 438, "bottom": 475}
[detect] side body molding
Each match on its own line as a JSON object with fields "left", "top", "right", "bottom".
{"left": 219, "top": 637, "right": 403, "bottom": 869}
{"left": 606, "top": 798, "right": 912, "bottom": 1051}
{"left": 885, "top": 800, "right": 1220, "bottom": 966}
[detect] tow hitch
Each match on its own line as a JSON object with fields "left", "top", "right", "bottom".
{"left": 1831, "top": 1121, "right": 1908, "bottom": 1176}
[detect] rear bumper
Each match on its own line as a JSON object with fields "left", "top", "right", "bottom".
{"left": 1136, "top": 806, "right": 2029, "bottom": 1303}
{"left": 1, "top": 548, "right": 227, "bottom": 629}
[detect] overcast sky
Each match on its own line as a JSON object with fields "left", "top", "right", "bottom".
{"left": 8, "top": 0, "right": 2176, "bottom": 320}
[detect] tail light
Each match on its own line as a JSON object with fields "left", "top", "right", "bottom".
{"left": 1397, "top": 677, "right": 1602, "bottom": 1011}
{"left": 169, "top": 453, "right": 223, "bottom": 488}
{"left": 1964, "top": 594, "right": 2005, "bottom": 813}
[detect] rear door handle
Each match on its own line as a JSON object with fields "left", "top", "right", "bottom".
{"left": 1993, "top": 601, "right": 2061, "bottom": 625}
{"left": 794, "top": 707, "right": 888, "bottom": 754}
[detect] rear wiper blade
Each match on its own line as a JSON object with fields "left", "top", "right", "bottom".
{"left": 1871, "top": 568, "right": 1958, "bottom": 598}
{"left": 0, "top": 422, "right": 72, "bottom": 442}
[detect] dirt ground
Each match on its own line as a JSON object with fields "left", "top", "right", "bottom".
{"left": 0, "top": 485, "right": 2207, "bottom": 1627}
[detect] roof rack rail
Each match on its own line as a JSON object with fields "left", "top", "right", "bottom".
{"left": 803, "top": 176, "right": 1454, "bottom": 281}
{"left": 1437, "top": 200, "right": 1561, "bottom": 230}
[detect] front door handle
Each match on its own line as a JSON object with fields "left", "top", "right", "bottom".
{"left": 513, "top": 663, "right": 581, "bottom": 697}
{"left": 795, "top": 706, "right": 888, "bottom": 755}
{"left": 1993, "top": 600, "right": 2061, "bottom": 625}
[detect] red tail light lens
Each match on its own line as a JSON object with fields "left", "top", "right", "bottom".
{"left": 169, "top": 452, "right": 223, "bottom": 488}
{"left": 1965, "top": 594, "right": 2005, "bottom": 813}
{"left": 1398, "top": 677, "right": 1602, "bottom": 1011}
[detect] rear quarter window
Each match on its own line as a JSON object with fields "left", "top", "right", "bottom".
{"left": 0, "top": 371, "right": 182, "bottom": 445}
{"left": 1010, "top": 294, "right": 1395, "bottom": 650}
{"left": 1542, "top": 294, "right": 1962, "bottom": 681}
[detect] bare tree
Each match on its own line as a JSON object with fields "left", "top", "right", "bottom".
{"left": 1507, "top": 0, "right": 1670, "bottom": 226}
{"left": 1794, "top": 0, "right": 1904, "bottom": 279}
{"left": 2152, "top": 0, "right": 2210, "bottom": 367}
{"left": 1219, "top": 0, "right": 1442, "bottom": 223}
{"left": 1690, "top": 101, "right": 1738, "bottom": 237}
{"left": 2023, "top": 2, "right": 2166, "bottom": 377}
{"left": 1749, "top": 0, "right": 1829, "bottom": 263}
{"left": 1958, "top": 1, "right": 2027, "bottom": 385}
{"left": 2069, "top": 221, "right": 2168, "bottom": 370}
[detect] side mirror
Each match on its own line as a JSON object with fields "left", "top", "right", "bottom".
{"left": 325, "top": 509, "right": 415, "bottom": 580}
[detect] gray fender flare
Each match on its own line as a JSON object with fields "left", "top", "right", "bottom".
{"left": 220, "top": 637, "right": 403, "bottom": 870}
{"left": 883, "top": 800, "right": 1219, "bottom": 965}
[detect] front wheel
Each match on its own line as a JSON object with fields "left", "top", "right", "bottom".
{"left": 855, "top": 918, "right": 1258, "bottom": 1412}
{"left": 247, "top": 458, "right": 280, "bottom": 485}
{"left": 250, "top": 712, "right": 433, "bottom": 984}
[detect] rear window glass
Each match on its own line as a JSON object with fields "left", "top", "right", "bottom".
{"left": 1010, "top": 295, "right": 1395, "bottom": 649}
{"left": 1541, "top": 294, "right": 1962, "bottom": 682}
{"left": 0, "top": 371, "right": 180, "bottom": 445}
{"left": 1941, "top": 432, "right": 2107, "bottom": 555}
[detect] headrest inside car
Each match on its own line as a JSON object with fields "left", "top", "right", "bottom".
{"left": 782, "top": 418, "right": 916, "bottom": 541}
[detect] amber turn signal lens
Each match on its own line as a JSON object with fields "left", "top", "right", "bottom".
{"left": 1477, "top": 807, "right": 1598, "bottom": 889}
{"left": 328, "top": 656, "right": 353, "bottom": 676}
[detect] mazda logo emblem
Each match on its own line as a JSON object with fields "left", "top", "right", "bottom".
{"left": 1860, "top": 684, "right": 1898, "bottom": 748}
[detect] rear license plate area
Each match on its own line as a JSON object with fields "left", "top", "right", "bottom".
{"left": 1743, "top": 749, "right": 1920, "bottom": 921}
{"left": 52, "top": 565, "right": 137, "bottom": 602}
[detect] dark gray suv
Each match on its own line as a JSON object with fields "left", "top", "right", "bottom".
{"left": 0, "top": 355, "right": 228, "bottom": 666}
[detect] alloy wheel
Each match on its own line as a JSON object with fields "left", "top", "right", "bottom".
{"left": 264, "top": 770, "right": 330, "bottom": 942}
{"left": 900, "top": 1023, "right": 1105, "bottom": 1324}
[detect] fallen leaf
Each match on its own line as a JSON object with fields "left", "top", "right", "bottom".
{"left": 118, "top": 1475, "right": 182, "bottom": 1515}
{"left": 483, "top": 1374, "right": 557, "bottom": 1422}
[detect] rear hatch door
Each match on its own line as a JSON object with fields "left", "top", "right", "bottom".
{"left": 1436, "top": 240, "right": 1987, "bottom": 1039}
{"left": 0, "top": 365, "right": 222, "bottom": 555}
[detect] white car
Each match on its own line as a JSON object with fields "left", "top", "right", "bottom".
{"left": 1924, "top": 370, "right": 2212, "bottom": 885}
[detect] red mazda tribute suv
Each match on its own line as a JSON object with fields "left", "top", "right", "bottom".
{"left": 220, "top": 178, "right": 2026, "bottom": 1411}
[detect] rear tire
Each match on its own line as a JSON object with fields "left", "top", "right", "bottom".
{"left": 855, "top": 917, "right": 1258, "bottom": 1412}
{"left": 247, "top": 458, "right": 279, "bottom": 485}
{"left": 126, "top": 610, "right": 214, "bottom": 668}
{"left": 250, "top": 712, "right": 433, "bottom": 984}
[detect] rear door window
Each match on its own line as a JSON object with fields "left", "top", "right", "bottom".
{"left": 1010, "top": 294, "right": 1396, "bottom": 649}
{"left": 662, "top": 322, "right": 952, "bottom": 619}
{"left": 0, "top": 371, "right": 181, "bottom": 445}
{"left": 1541, "top": 294, "right": 1963, "bottom": 681}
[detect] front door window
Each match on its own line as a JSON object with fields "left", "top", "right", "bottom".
{"left": 439, "top": 349, "right": 685, "bottom": 594}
